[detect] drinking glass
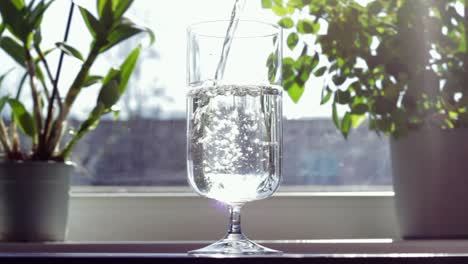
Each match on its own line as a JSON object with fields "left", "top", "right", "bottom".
{"left": 186, "top": 20, "right": 283, "bottom": 256}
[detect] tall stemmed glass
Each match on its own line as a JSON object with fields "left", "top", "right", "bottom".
{"left": 186, "top": 20, "right": 283, "bottom": 256}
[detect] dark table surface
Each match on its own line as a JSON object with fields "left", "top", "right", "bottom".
{"left": 1, "top": 240, "right": 468, "bottom": 263}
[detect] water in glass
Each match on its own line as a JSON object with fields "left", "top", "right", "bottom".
{"left": 187, "top": 84, "right": 282, "bottom": 206}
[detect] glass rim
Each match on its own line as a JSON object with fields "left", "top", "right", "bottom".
{"left": 187, "top": 20, "right": 280, "bottom": 39}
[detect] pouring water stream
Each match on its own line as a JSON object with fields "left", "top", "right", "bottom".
{"left": 213, "top": 0, "right": 246, "bottom": 82}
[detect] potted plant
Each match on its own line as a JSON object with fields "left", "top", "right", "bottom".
{"left": 0, "top": 0, "right": 153, "bottom": 241}
{"left": 263, "top": 0, "right": 468, "bottom": 238}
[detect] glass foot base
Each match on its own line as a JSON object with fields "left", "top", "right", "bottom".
{"left": 188, "top": 233, "right": 282, "bottom": 257}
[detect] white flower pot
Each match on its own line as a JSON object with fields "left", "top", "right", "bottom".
{"left": 0, "top": 161, "right": 73, "bottom": 242}
{"left": 390, "top": 129, "right": 468, "bottom": 238}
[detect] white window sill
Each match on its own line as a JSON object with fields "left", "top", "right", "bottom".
{"left": 66, "top": 188, "right": 397, "bottom": 241}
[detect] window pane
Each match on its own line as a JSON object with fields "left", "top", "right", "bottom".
{"left": 0, "top": 0, "right": 394, "bottom": 191}
{"left": 71, "top": 119, "right": 392, "bottom": 189}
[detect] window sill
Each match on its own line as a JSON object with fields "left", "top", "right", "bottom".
{"left": 66, "top": 190, "right": 397, "bottom": 241}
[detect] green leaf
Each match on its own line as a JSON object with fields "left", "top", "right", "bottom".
{"left": 79, "top": 6, "right": 103, "bottom": 38}
{"left": 314, "top": 66, "right": 327, "bottom": 77}
{"left": 143, "top": 26, "right": 155, "bottom": 44}
{"left": 0, "top": 23, "right": 5, "bottom": 36}
{"left": 335, "top": 89, "right": 351, "bottom": 104}
{"left": 332, "top": 75, "right": 346, "bottom": 86}
{"left": 296, "top": 19, "right": 319, "bottom": 34}
{"left": 100, "top": 18, "right": 153, "bottom": 52}
{"left": 90, "top": 103, "right": 106, "bottom": 124}
{"left": 98, "top": 79, "right": 120, "bottom": 108}
{"left": 282, "top": 57, "right": 295, "bottom": 81}
{"left": 262, "top": 0, "right": 273, "bottom": 8}
{"left": 11, "top": 0, "right": 25, "bottom": 10}
{"left": 33, "top": 47, "right": 55, "bottom": 64}
{"left": 278, "top": 17, "right": 294, "bottom": 29}
{"left": 332, "top": 103, "right": 340, "bottom": 129}
{"left": 328, "top": 62, "right": 339, "bottom": 73}
{"left": 287, "top": 32, "right": 299, "bottom": 50}
{"left": 119, "top": 45, "right": 141, "bottom": 94}
{"left": 272, "top": 5, "right": 293, "bottom": 16}
{"left": 56, "top": 42, "right": 84, "bottom": 61}
{"left": 351, "top": 114, "right": 366, "bottom": 129}
{"left": 97, "top": 69, "right": 121, "bottom": 108}
{"left": 113, "top": 0, "right": 133, "bottom": 19}
{"left": 97, "top": 0, "right": 106, "bottom": 18}
{"left": 77, "top": 102, "right": 106, "bottom": 135}
{"left": 287, "top": 82, "right": 304, "bottom": 103}
{"left": 294, "top": 52, "right": 319, "bottom": 85}
{"left": 352, "top": 103, "right": 368, "bottom": 115}
{"left": 283, "top": 57, "right": 295, "bottom": 67}
{"left": 83, "top": 75, "right": 103, "bottom": 87}
{"left": 60, "top": 102, "right": 106, "bottom": 159}
{"left": 341, "top": 112, "right": 351, "bottom": 138}
{"left": 0, "top": 68, "right": 14, "bottom": 89}
{"left": 320, "top": 86, "right": 332, "bottom": 105}
{"left": 28, "top": 0, "right": 53, "bottom": 31}
{"left": 294, "top": 47, "right": 310, "bottom": 69}
{"left": 102, "top": 68, "right": 120, "bottom": 85}
{"left": 294, "top": 54, "right": 313, "bottom": 71}
{"left": 267, "top": 52, "right": 279, "bottom": 83}
{"left": 287, "top": 0, "right": 305, "bottom": 8}
{"left": 0, "top": 37, "right": 26, "bottom": 67}
{"left": 0, "top": 1, "right": 29, "bottom": 41}
{"left": 78, "top": 102, "right": 105, "bottom": 135}
{"left": 0, "top": 96, "right": 10, "bottom": 113}
{"left": 99, "top": 0, "right": 114, "bottom": 27}
{"left": 8, "top": 98, "right": 36, "bottom": 138}
{"left": 34, "top": 27, "right": 42, "bottom": 45}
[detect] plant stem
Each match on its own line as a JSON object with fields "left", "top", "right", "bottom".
{"left": 15, "top": 72, "right": 28, "bottom": 100}
{"left": 45, "top": 44, "right": 101, "bottom": 156}
{"left": 35, "top": 45, "right": 58, "bottom": 103}
{"left": 42, "top": 1, "right": 75, "bottom": 154}
{"left": 38, "top": 74, "right": 51, "bottom": 102}
{"left": 25, "top": 50, "right": 43, "bottom": 148}
{"left": 10, "top": 72, "right": 28, "bottom": 147}
{"left": 58, "top": 123, "right": 88, "bottom": 160}
{"left": 62, "top": 45, "right": 100, "bottom": 119}
{"left": 58, "top": 133, "right": 80, "bottom": 160}
{"left": 0, "top": 119, "right": 11, "bottom": 153}
{"left": 52, "top": 1, "right": 75, "bottom": 111}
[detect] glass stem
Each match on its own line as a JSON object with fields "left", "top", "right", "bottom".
{"left": 228, "top": 205, "right": 242, "bottom": 234}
